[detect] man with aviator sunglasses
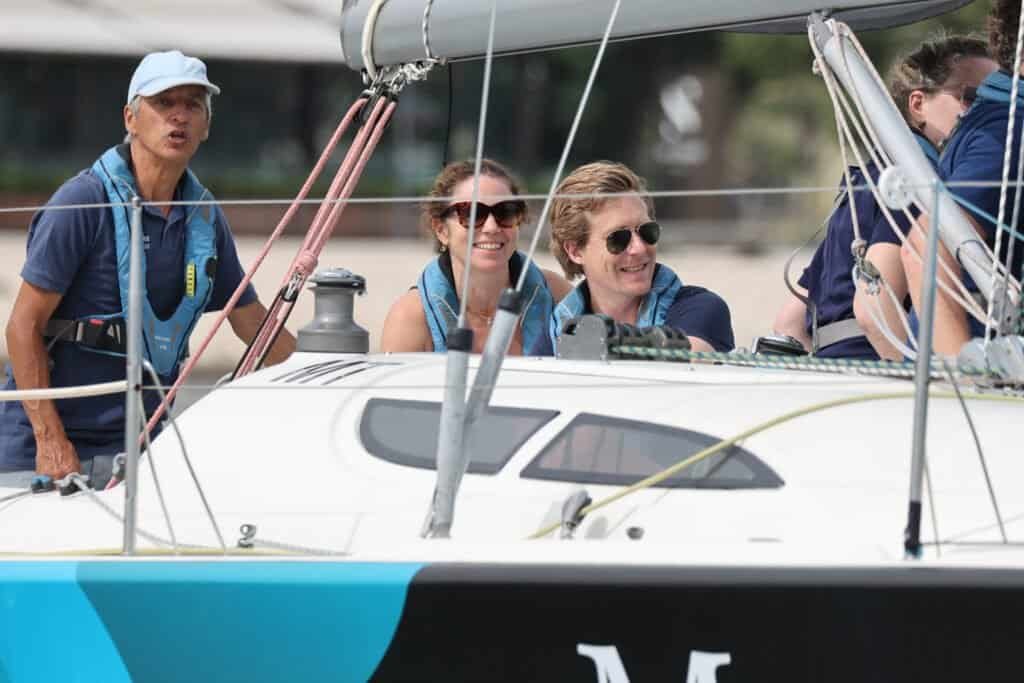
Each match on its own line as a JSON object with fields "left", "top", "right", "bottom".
{"left": 548, "top": 161, "right": 734, "bottom": 353}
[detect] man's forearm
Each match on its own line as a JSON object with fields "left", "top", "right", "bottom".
{"left": 7, "top": 326, "right": 66, "bottom": 440}
{"left": 264, "top": 329, "right": 296, "bottom": 366}
{"left": 228, "top": 301, "right": 296, "bottom": 367}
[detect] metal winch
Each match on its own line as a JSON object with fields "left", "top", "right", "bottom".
{"left": 296, "top": 268, "right": 369, "bottom": 353}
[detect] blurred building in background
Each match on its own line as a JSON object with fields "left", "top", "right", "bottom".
{"left": 0, "top": 0, "right": 988, "bottom": 243}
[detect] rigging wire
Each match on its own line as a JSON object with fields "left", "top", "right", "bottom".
{"left": 456, "top": 0, "right": 499, "bottom": 325}
{"left": 139, "top": 393, "right": 179, "bottom": 554}
{"left": 923, "top": 456, "right": 940, "bottom": 558}
{"left": 516, "top": 0, "right": 622, "bottom": 291}
{"left": 943, "top": 358, "right": 1007, "bottom": 543}
{"left": 139, "top": 362, "right": 227, "bottom": 552}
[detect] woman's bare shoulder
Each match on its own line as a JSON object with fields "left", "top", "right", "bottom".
{"left": 381, "top": 289, "right": 433, "bottom": 352}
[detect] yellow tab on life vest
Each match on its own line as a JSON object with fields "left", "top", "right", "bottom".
{"left": 186, "top": 262, "right": 196, "bottom": 297}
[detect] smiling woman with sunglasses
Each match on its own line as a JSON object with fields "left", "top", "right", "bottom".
{"left": 381, "top": 159, "right": 571, "bottom": 354}
{"left": 548, "top": 161, "right": 734, "bottom": 353}
{"left": 773, "top": 34, "right": 996, "bottom": 361}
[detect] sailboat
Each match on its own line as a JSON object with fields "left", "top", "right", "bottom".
{"left": 3, "top": 0, "right": 1024, "bottom": 680}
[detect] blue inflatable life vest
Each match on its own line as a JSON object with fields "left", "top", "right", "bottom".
{"left": 550, "top": 263, "right": 683, "bottom": 344}
{"left": 417, "top": 251, "right": 554, "bottom": 355}
{"left": 90, "top": 146, "right": 217, "bottom": 377}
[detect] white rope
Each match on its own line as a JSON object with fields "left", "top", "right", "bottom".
{"left": 865, "top": 294, "right": 919, "bottom": 360}
{"left": 826, "top": 25, "right": 1000, "bottom": 310}
{"left": 67, "top": 474, "right": 216, "bottom": 552}
{"left": 881, "top": 274, "right": 919, "bottom": 350}
{"left": 0, "top": 380, "right": 127, "bottom": 402}
{"left": 986, "top": 3, "right": 1024, "bottom": 344}
{"left": 361, "top": 0, "right": 390, "bottom": 83}
{"left": 809, "top": 20, "right": 999, "bottom": 341}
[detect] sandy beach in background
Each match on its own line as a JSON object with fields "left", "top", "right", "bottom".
{"left": 0, "top": 232, "right": 813, "bottom": 374}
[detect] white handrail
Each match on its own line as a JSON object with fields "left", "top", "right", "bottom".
{"left": 0, "top": 380, "right": 128, "bottom": 402}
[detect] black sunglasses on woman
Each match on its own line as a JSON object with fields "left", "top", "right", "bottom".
{"left": 441, "top": 200, "right": 526, "bottom": 228}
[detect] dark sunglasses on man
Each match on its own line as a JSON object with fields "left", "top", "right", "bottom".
{"left": 441, "top": 200, "right": 526, "bottom": 229}
{"left": 605, "top": 221, "right": 661, "bottom": 254}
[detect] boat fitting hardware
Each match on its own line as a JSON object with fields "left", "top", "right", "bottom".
{"left": 238, "top": 523, "right": 257, "bottom": 549}
{"left": 560, "top": 489, "right": 593, "bottom": 540}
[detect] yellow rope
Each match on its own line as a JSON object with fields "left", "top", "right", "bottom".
{"left": 528, "top": 389, "right": 1024, "bottom": 539}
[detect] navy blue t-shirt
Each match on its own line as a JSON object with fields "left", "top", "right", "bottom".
{"left": 0, "top": 161, "right": 256, "bottom": 470}
{"left": 551, "top": 280, "right": 735, "bottom": 353}
{"left": 664, "top": 286, "right": 734, "bottom": 352}
{"left": 798, "top": 162, "right": 911, "bottom": 359}
{"left": 939, "top": 87, "right": 1024, "bottom": 336}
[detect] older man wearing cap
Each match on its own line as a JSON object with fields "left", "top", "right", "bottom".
{"left": 0, "top": 50, "right": 295, "bottom": 487}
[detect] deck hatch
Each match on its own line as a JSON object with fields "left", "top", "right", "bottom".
{"left": 359, "top": 399, "right": 559, "bottom": 474}
{"left": 520, "top": 413, "right": 783, "bottom": 489}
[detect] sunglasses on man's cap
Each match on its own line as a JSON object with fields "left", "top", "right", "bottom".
{"left": 441, "top": 200, "right": 526, "bottom": 229}
{"left": 605, "top": 221, "right": 661, "bottom": 255}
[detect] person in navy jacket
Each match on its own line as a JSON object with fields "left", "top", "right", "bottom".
{"left": 903, "top": 0, "right": 1024, "bottom": 355}
{"left": 1, "top": 51, "right": 294, "bottom": 485}
{"left": 547, "top": 161, "right": 734, "bottom": 353}
{"left": 774, "top": 36, "right": 996, "bottom": 360}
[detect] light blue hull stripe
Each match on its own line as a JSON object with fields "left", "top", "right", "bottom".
{"left": 0, "top": 561, "right": 423, "bottom": 683}
{"left": 0, "top": 562, "right": 131, "bottom": 683}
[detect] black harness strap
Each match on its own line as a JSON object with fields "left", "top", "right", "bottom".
{"left": 44, "top": 317, "right": 127, "bottom": 354}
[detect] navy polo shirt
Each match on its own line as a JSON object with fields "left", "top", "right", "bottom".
{"left": 0, "top": 161, "right": 256, "bottom": 470}
{"left": 552, "top": 278, "right": 735, "bottom": 353}
{"left": 664, "top": 286, "right": 735, "bottom": 352}
{"left": 939, "top": 89, "right": 1024, "bottom": 336}
{"left": 799, "top": 162, "right": 911, "bottom": 359}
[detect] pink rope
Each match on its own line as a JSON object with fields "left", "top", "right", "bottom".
{"left": 311, "top": 101, "right": 397, "bottom": 255}
{"left": 291, "top": 97, "right": 388, "bottom": 274}
{"left": 136, "top": 97, "right": 367, "bottom": 443}
{"left": 233, "top": 97, "right": 394, "bottom": 377}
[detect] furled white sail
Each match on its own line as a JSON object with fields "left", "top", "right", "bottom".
{"left": 339, "top": 0, "right": 971, "bottom": 71}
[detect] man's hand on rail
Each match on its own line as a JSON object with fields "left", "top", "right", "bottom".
{"left": 35, "top": 432, "right": 81, "bottom": 480}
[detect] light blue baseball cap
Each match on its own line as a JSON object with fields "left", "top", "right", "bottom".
{"left": 126, "top": 50, "right": 221, "bottom": 105}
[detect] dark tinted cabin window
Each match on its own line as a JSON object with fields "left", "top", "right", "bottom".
{"left": 520, "top": 413, "right": 783, "bottom": 489}
{"left": 360, "top": 399, "right": 559, "bottom": 474}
